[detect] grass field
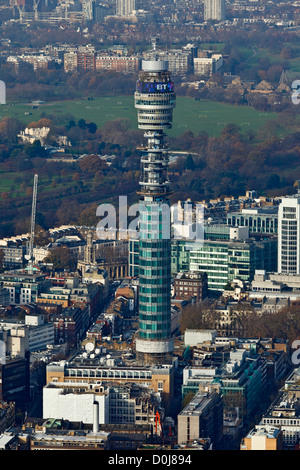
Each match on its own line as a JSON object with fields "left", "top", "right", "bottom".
{"left": 0, "top": 95, "right": 278, "bottom": 137}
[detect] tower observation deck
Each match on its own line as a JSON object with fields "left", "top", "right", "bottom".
{"left": 134, "top": 57, "right": 176, "bottom": 365}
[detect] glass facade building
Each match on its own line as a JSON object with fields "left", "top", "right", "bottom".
{"left": 134, "top": 57, "right": 176, "bottom": 364}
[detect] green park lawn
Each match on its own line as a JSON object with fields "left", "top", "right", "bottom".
{"left": 0, "top": 95, "right": 278, "bottom": 137}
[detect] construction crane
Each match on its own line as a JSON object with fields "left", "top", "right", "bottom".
{"left": 12, "top": 0, "right": 25, "bottom": 22}
{"left": 155, "top": 411, "right": 163, "bottom": 437}
{"left": 33, "top": 0, "right": 41, "bottom": 20}
{"left": 25, "top": 174, "right": 38, "bottom": 273}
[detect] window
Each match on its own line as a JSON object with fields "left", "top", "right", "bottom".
{"left": 157, "top": 381, "right": 164, "bottom": 392}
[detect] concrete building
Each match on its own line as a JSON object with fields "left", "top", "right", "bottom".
{"left": 178, "top": 391, "right": 223, "bottom": 445}
{"left": 277, "top": 194, "right": 300, "bottom": 274}
{"left": 43, "top": 382, "right": 110, "bottom": 425}
{"left": 240, "top": 425, "right": 283, "bottom": 450}
{"left": 204, "top": 0, "right": 226, "bottom": 21}
{"left": 43, "top": 381, "right": 164, "bottom": 431}
{"left": 250, "top": 270, "right": 300, "bottom": 301}
{"left": 194, "top": 54, "right": 223, "bottom": 77}
{"left": 116, "top": 0, "right": 135, "bottom": 16}
{"left": 143, "top": 49, "right": 193, "bottom": 75}
{"left": 25, "top": 314, "right": 55, "bottom": 351}
{"left": 2, "top": 245, "right": 26, "bottom": 270}
{"left": 0, "top": 314, "right": 54, "bottom": 353}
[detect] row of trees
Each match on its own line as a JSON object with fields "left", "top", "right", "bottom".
{"left": 179, "top": 301, "right": 300, "bottom": 344}
{"left": 0, "top": 111, "right": 299, "bottom": 238}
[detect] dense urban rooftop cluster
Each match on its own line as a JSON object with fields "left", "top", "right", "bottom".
{"left": 0, "top": 0, "right": 299, "bottom": 455}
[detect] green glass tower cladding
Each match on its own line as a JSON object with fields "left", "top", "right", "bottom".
{"left": 134, "top": 58, "right": 176, "bottom": 365}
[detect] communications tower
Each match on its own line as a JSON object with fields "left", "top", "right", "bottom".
{"left": 134, "top": 52, "right": 176, "bottom": 364}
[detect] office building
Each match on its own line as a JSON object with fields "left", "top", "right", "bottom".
{"left": 278, "top": 194, "right": 300, "bottom": 274}
{"left": 134, "top": 53, "right": 176, "bottom": 364}
{"left": 0, "top": 354, "right": 30, "bottom": 409}
{"left": 204, "top": 0, "right": 226, "bottom": 21}
{"left": 182, "top": 346, "right": 268, "bottom": 427}
{"left": 178, "top": 391, "right": 223, "bottom": 445}
{"left": 130, "top": 230, "right": 277, "bottom": 293}
{"left": 227, "top": 207, "right": 278, "bottom": 236}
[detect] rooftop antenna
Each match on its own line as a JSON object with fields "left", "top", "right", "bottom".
{"left": 25, "top": 174, "right": 38, "bottom": 273}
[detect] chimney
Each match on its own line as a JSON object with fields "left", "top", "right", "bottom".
{"left": 93, "top": 401, "right": 99, "bottom": 433}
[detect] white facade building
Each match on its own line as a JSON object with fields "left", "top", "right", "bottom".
{"left": 116, "top": 0, "right": 135, "bottom": 16}
{"left": 43, "top": 383, "right": 109, "bottom": 425}
{"left": 204, "top": 0, "right": 226, "bottom": 21}
{"left": 194, "top": 54, "right": 223, "bottom": 77}
{"left": 278, "top": 195, "right": 300, "bottom": 274}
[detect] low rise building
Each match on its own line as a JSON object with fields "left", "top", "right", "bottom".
{"left": 48, "top": 306, "right": 89, "bottom": 345}
{"left": 194, "top": 54, "right": 223, "bottom": 77}
{"left": 2, "top": 245, "right": 26, "bottom": 270}
{"left": 250, "top": 270, "right": 300, "bottom": 301}
{"left": 226, "top": 207, "right": 278, "bottom": 236}
{"left": 45, "top": 354, "right": 175, "bottom": 411}
{"left": 0, "top": 401, "right": 15, "bottom": 433}
{"left": 259, "top": 366, "right": 300, "bottom": 449}
{"left": 30, "top": 428, "right": 110, "bottom": 450}
{"left": 240, "top": 425, "right": 283, "bottom": 450}
{"left": 174, "top": 271, "right": 208, "bottom": 302}
{"left": 0, "top": 270, "right": 50, "bottom": 305}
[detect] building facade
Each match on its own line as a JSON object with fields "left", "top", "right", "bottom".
{"left": 204, "top": 0, "right": 226, "bottom": 21}
{"left": 116, "top": 0, "right": 135, "bottom": 16}
{"left": 178, "top": 391, "right": 223, "bottom": 445}
{"left": 277, "top": 194, "right": 300, "bottom": 274}
{"left": 174, "top": 271, "right": 208, "bottom": 301}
